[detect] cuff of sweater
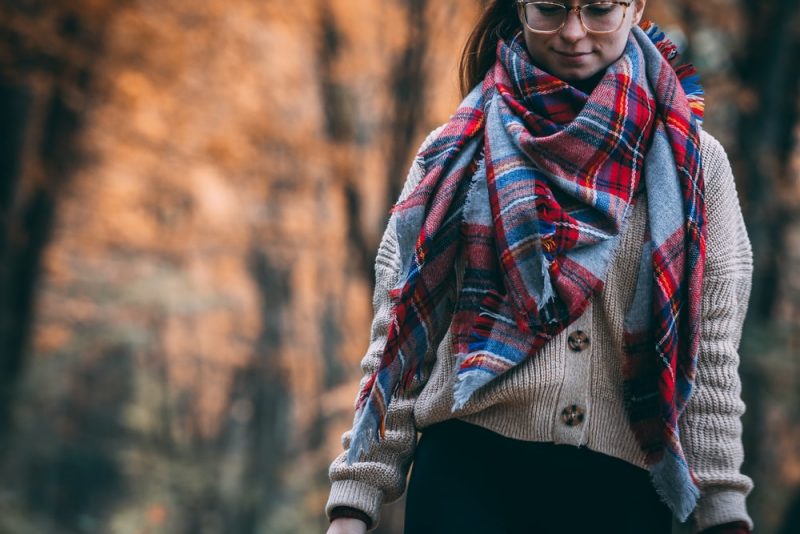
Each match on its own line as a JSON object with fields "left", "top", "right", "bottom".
{"left": 325, "top": 480, "right": 384, "bottom": 531}
{"left": 692, "top": 490, "right": 753, "bottom": 533}
{"left": 329, "top": 506, "right": 373, "bottom": 529}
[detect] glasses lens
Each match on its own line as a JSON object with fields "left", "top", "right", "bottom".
{"left": 581, "top": 2, "right": 625, "bottom": 32}
{"left": 524, "top": 3, "right": 566, "bottom": 32}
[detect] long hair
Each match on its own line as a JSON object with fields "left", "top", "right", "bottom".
{"left": 459, "top": 1, "right": 522, "bottom": 97}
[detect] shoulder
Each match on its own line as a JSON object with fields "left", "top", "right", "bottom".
{"left": 380, "top": 123, "right": 449, "bottom": 269}
{"left": 698, "top": 129, "right": 742, "bottom": 207}
{"left": 697, "top": 129, "right": 742, "bottom": 216}
{"left": 699, "top": 129, "right": 731, "bottom": 186}
{"left": 397, "top": 123, "right": 448, "bottom": 204}
{"left": 697, "top": 129, "right": 753, "bottom": 273}
{"left": 699, "top": 128, "right": 726, "bottom": 158}
{"left": 418, "top": 123, "right": 448, "bottom": 153}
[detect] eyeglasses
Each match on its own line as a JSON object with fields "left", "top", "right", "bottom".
{"left": 516, "top": 1, "right": 632, "bottom": 34}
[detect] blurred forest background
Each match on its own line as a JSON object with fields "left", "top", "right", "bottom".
{"left": 0, "top": 0, "right": 798, "bottom": 533}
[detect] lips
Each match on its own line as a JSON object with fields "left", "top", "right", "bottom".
{"left": 554, "top": 50, "right": 591, "bottom": 57}
{"left": 552, "top": 50, "right": 592, "bottom": 66}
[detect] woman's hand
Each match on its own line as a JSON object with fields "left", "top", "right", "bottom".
{"left": 326, "top": 517, "right": 367, "bottom": 534}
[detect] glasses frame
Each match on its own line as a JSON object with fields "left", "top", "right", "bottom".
{"left": 516, "top": 1, "right": 633, "bottom": 35}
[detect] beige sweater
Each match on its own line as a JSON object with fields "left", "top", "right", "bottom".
{"left": 326, "top": 126, "right": 754, "bottom": 533}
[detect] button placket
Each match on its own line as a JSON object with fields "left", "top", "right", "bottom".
{"left": 552, "top": 303, "right": 593, "bottom": 446}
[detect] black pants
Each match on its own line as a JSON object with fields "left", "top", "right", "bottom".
{"left": 404, "top": 419, "right": 672, "bottom": 534}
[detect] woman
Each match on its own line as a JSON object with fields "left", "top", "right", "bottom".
{"left": 326, "top": 1, "right": 753, "bottom": 532}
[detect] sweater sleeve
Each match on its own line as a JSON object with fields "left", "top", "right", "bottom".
{"left": 680, "top": 131, "right": 754, "bottom": 533}
{"left": 325, "top": 126, "right": 446, "bottom": 530}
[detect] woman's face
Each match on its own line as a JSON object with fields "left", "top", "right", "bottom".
{"left": 519, "top": 0, "right": 647, "bottom": 82}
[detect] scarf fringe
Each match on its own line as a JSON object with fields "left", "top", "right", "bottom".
{"left": 452, "top": 360, "right": 493, "bottom": 411}
{"left": 540, "top": 257, "right": 555, "bottom": 308}
{"left": 346, "top": 399, "right": 381, "bottom": 465}
{"left": 650, "top": 449, "right": 702, "bottom": 522}
{"left": 640, "top": 20, "right": 705, "bottom": 123}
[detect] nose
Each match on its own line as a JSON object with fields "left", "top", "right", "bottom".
{"left": 559, "top": 8, "right": 587, "bottom": 42}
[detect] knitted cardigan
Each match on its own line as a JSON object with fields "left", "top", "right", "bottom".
{"left": 326, "top": 125, "right": 754, "bottom": 533}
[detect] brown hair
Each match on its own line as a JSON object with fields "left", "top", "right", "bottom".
{"left": 459, "top": 1, "right": 522, "bottom": 97}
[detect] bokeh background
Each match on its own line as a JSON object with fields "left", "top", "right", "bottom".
{"left": 0, "top": 0, "right": 798, "bottom": 533}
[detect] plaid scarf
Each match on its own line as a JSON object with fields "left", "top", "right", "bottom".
{"left": 348, "top": 22, "right": 706, "bottom": 521}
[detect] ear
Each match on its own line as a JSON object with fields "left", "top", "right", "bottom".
{"left": 632, "top": 0, "right": 647, "bottom": 25}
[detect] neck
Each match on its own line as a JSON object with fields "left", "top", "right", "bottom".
{"left": 569, "top": 69, "right": 607, "bottom": 95}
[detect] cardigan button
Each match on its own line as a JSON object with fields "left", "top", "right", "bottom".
{"left": 567, "top": 330, "right": 590, "bottom": 352}
{"left": 560, "top": 405, "right": 585, "bottom": 427}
